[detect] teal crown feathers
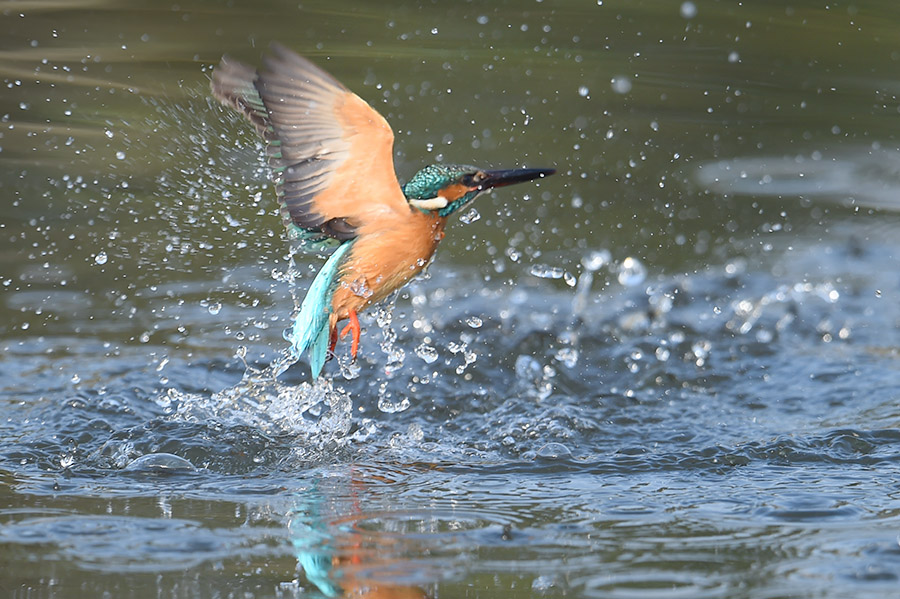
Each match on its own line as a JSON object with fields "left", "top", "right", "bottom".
{"left": 402, "top": 164, "right": 481, "bottom": 217}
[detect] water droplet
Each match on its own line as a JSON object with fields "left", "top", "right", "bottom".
{"left": 459, "top": 207, "right": 481, "bottom": 224}
{"left": 649, "top": 289, "right": 674, "bottom": 315}
{"left": 515, "top": 355, "right": 541, "bottom": 380}
{"left": 378, "top": 396, "right": 410, "bottom": 413}
{"left": 465, "top": 315, "right": 483, "bottom": 328}
{"left": 578, "top": 85, "right": 590, "bottom": 97}
{"left": 415, "top": 343, "right": 439, "bottom": 364}
{"left": 375, "top": 305, "right": 393, "bottom": 328}
{"left": 207, "top": 302, "right": 221, "bottom": 315}
{"left": 617, "top": 256, "right": 646, "bottom": 287}
{"left": 611, "top": 76, "right": 632, "bottom": 94}
{"left": 537, "top": 443, "right": 572, "bottom": 459}
{"left": 530, "top": 264, "right": 565, "bottom": 279}
{"left": 70, "top": 373, "right": 81, "bottom": 384}
{"left": 340, "top": 357, "right": 361, "bottom": 379}
{"left": 563, "top": 271, "right": 577, "bottom": 287}
{"left": 349, "top": 278, "right": 373, "bottom": 298}
{"left": 680, "top": 1, "right": 697, "bottom": 18}
{"left": 104, "top": 129, "right": 114, "bottom": 139}
{"left": 115, "top": 151, "right": 126, "bottom": 160}
{"left": 582, "top": 249, "right": 611, "bottom": 271}
{"left": 555, "top": 347, "right": 578, "bottom": 368}
{"left": 94, "top": 251, "right": 108, "bottom": 265}
{"left": 692, "top": 340, "right": 711, "bottom": 366}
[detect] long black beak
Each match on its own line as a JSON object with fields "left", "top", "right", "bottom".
{"left": 478, "top": 167, "right": 556, "bottom": 190}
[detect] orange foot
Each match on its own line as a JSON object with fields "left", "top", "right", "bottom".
{"left": 339, "top": 310, "right": 361, "bottom": 360}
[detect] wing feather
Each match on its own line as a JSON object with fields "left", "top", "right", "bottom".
{"left": 211, "top": 42, "right": 408, "bottom": 247}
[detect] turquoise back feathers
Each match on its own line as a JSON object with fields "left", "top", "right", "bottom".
{"left": 284, "top": 241, "right": 354, "bottom": 377}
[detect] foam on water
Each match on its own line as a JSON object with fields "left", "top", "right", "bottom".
{"left": 163, "top": 352, "right": 354, "bottom": 447}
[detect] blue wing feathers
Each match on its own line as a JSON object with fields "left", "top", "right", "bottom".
{"left": 284, "top": 241, "right": 354, "bottom": 377}
{"left": 308, "top": 321, "right": 331, "bottom": 379}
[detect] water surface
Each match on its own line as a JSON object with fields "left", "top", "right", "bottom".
{"left": 3, "top": 1, "right": 900, "bottom": 598}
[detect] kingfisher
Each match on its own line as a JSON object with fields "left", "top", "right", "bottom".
{"left": 211, "top": 43, "right": 554, "bottom": 378}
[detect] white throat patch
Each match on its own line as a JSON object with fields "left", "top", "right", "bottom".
{"left": 409, "top": 195, "right": 449, "bottom": 211}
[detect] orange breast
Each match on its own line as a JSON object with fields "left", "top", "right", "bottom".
{"left": 330, "top": 211, "right": 447, "bottom": 325}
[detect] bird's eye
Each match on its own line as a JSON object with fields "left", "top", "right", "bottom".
{"left": 462, "top": 172, "right": 485, "bottom": 187}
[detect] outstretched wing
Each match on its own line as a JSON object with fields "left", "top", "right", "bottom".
{"left": 211, "top": 43, "right": 409, "bottom": 248}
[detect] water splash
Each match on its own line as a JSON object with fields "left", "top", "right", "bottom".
{"left": 724, "top": 280, "right": 846, "bottom": 343}
{"left": 448, "top": 332, "right": 478, "bottom": 375}
{"left": 572, "top": 249, "right": 611, "bottom": 318}
{"left": 164, "top": 348, "right": 354, "bottom": 450}
{"left": 375, "top": 301, "right": 406, "bottom": 377}
{"left": 514, "top": 355, "right": 554, "bottom": 401}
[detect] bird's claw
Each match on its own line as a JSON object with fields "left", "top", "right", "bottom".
{"left": 339, "top": 310, "right": 361, "bottom": 360}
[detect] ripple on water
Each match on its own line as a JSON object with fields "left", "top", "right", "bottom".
{"left": 0, "top": 514, "right": 276, "bottom": 573}
{"left": 123, "top": 452, "right": 197, "bottom": 473}
{"left": 695, "top": 147, "right": 900, "bottom": 211}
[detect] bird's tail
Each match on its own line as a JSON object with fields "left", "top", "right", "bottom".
{"left": 285, "top": 242, "right": 354, "bottom": 378}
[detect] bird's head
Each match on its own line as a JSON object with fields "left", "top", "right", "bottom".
{"left": 403, "top": 164, "right": 555, "bottom": 217}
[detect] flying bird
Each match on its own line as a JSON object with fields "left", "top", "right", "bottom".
{"left": 211, "top": 43, "right": 554, "bottom": 377}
